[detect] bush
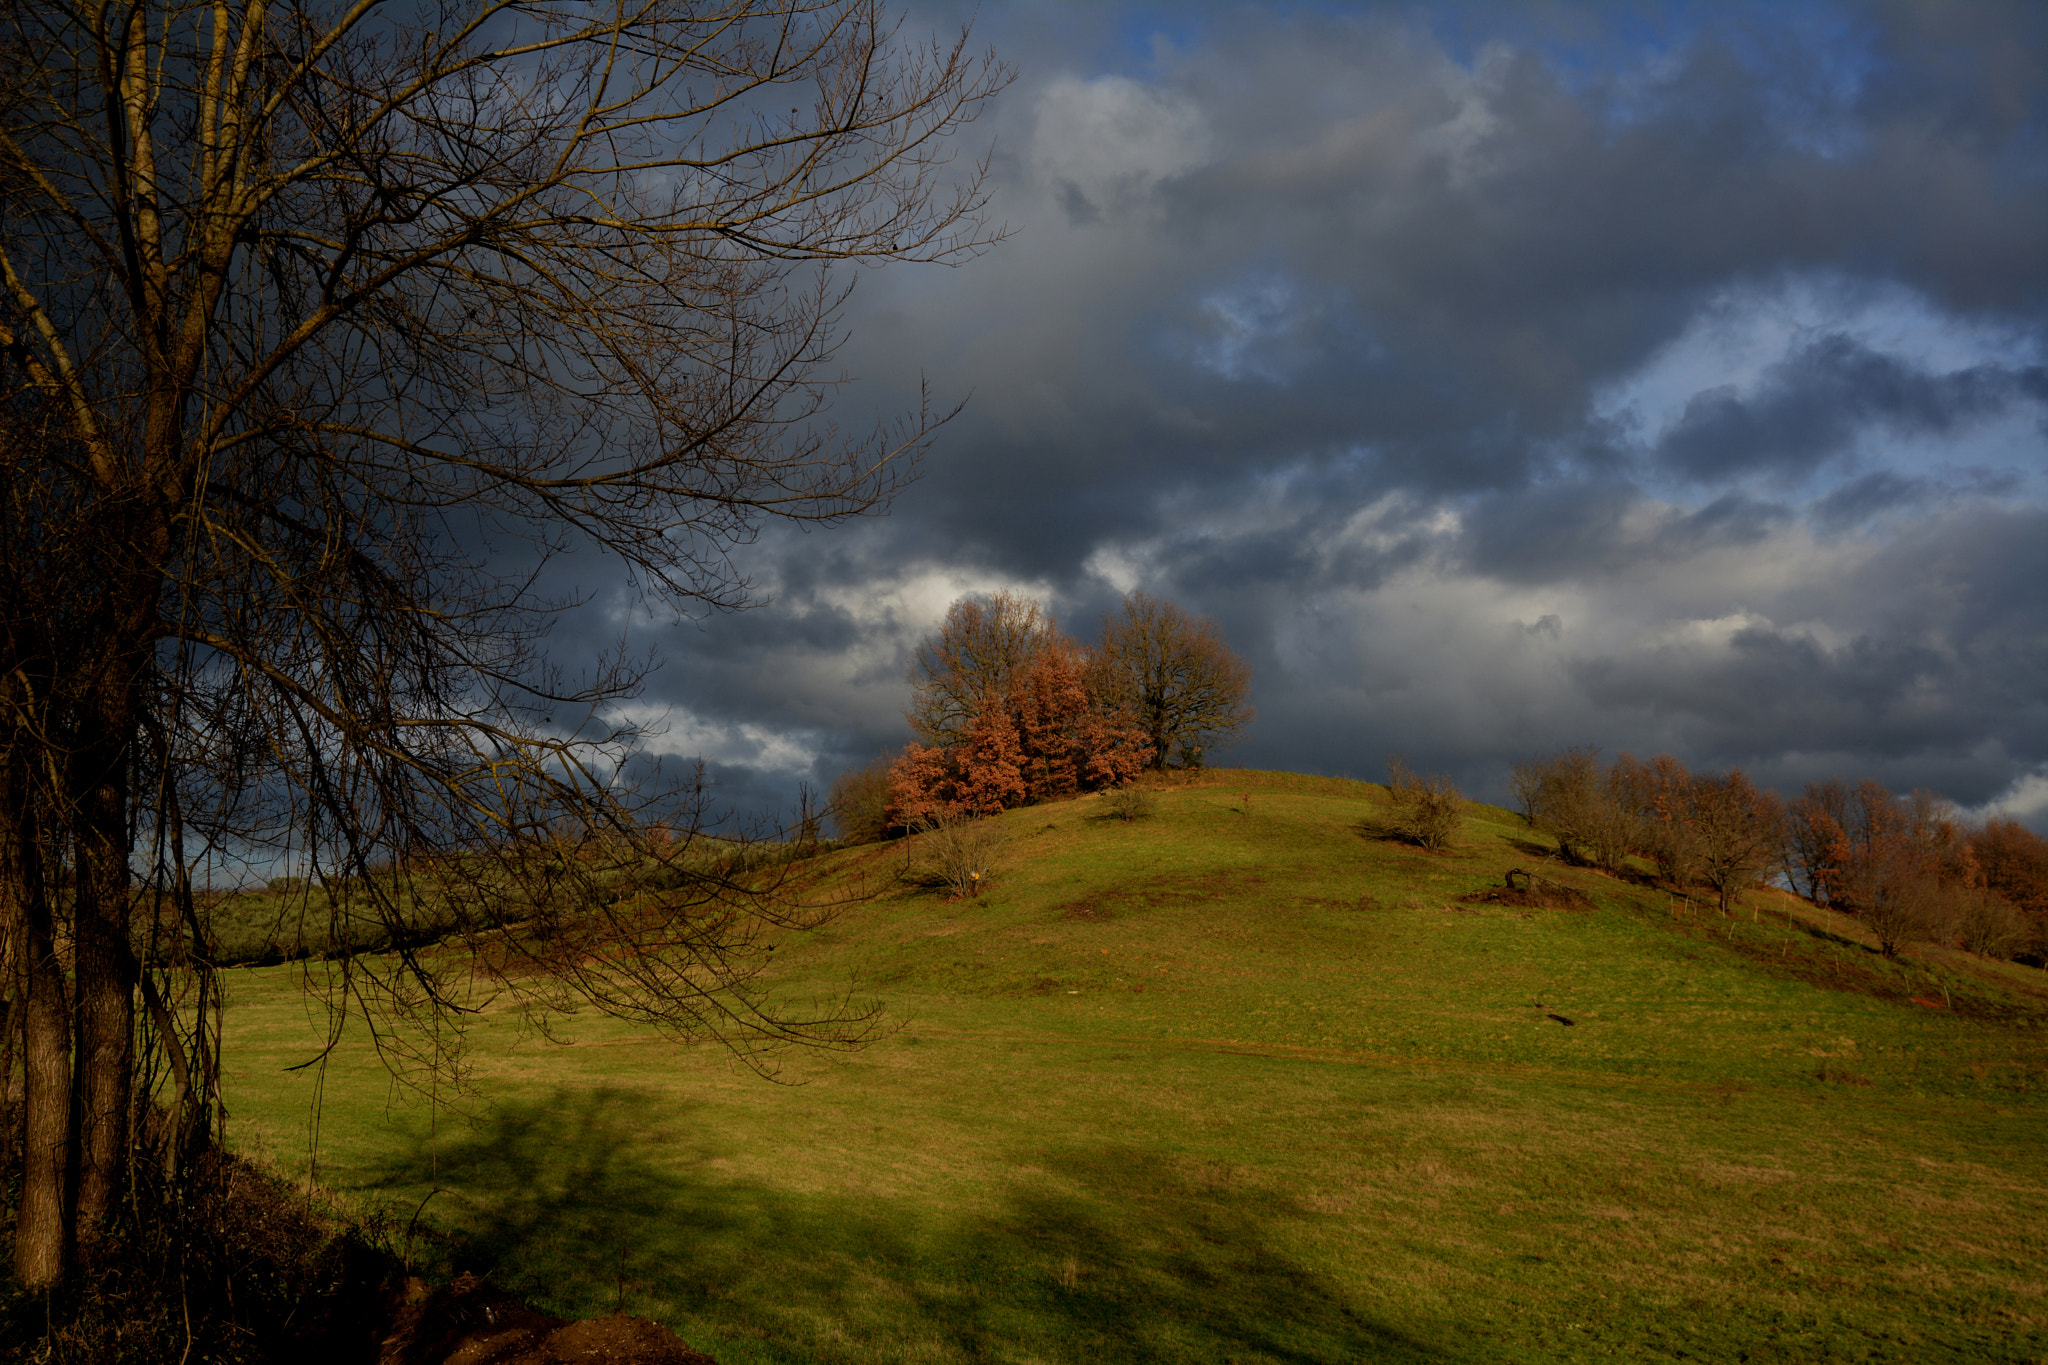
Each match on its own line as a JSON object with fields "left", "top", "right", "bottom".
{"left": 1103, "top": 784, "right": 1156, "bottom": 822}
{"left": 1383, "top": 756, "right": 1467, "bottom": 853}
{"left": 904, "top": 809, "right": 1005, "bottom": 899}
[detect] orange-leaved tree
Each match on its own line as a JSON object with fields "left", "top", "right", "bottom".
{"left": 890, "top": 598, "right": 1153, "bottom": 826}
{"left": 887, "top": 704, "right": 1028, "bottom": 827}
{"left": 1819, "top": 781, "right": 1935, "bottom": 956}
{"left": 1785, "top": 778, "right": 1853, "bottom": 903}
{"left": 1613, "top": 752, "right": 1708, "bottom": 889}
{"left": 1971, "top": 819, "right": 2048, "bottom": 917}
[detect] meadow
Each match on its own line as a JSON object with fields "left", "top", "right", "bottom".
{"left": 219, "top": 773, "right": 2048, "bottom": 1363}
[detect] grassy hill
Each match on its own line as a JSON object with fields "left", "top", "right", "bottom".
{"left": 220, "top": 772, "right": 2048, "bottom": 1364}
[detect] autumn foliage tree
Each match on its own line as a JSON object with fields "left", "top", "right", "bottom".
{"left": 1970, "top": 819, "right": 2048, "bottom": 918}
{"left": 888, "top": 703, "right": 1028, "bottom": 826}
{"left": 1622, "top": 753, "right": 1708, "bottom": 889}
{"left": 1777, "top": 778, "right": 2040, "bottom": 959}
{"left": 1783, "top": 778, "right": 1852, "bottom": 903}
{"left": 1517, "top": 745, "right": 2040, "bottom": 959}
{"left": 887, "top": 596, "right": 1163, "bottom": 827}
{"left": 1523, "top": 747, "right": 1779, "bottom": 913}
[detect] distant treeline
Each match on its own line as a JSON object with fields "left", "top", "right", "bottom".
{"left": 142, "top": 830, "right": 792, "bottom": 969}
{"left": 1511, "top": 747, "right": 2047, "bottom": 965}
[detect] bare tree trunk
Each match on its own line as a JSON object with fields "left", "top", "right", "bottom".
{"left": 18, "top": 919, "right": 71, "bottom": 1288}
{"left": 70, "top": 700, "right": 139, "bottom": 1251}
{"left": 4, "top": 759, "right": 71, "bottom": 1288}
{"left": 70, "top": 919, "right": 133, "bottom": 1248}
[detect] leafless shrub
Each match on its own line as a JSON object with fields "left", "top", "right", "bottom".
{"left": 1103, "top": 785, "right": 1157, "bottom": 823}
{"left": 1382, "top": 756, "right": 1468, "bottom": 853}
{"left": 906, "top": 810, "right": 1006, "bottom": 899}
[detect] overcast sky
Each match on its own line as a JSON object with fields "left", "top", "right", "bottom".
{"left": 575, "top": 1, "right": 2047, "bottom": 830}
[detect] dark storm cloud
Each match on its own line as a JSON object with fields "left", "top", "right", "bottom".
{"left": 1458, "top": 484, "right": 1793, "bottom": 584}
{"left": 847, "top": 0, "right": 2047, "bottom": 578}
{"left": 1655, "top": 336, "right": 2046, "bottom": 481}
{"left": 1572, "top": 504, "right": 2047, "bottom": 774}
{"left": 1809, "top": 470, "right": 1931, "bottom": 529}
{"left": 603, "top": 1, "right": 2048, "bottom": 827}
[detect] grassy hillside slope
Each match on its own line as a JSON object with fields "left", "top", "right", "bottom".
{"left": 220, "top": 773, "right": 2048, "bottom": 1364}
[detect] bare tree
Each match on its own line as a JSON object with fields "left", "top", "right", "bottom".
{"left": 905, "top": 589, "right": 1055, "bottom": 746}
{"left": 1689, "top": 770, "right": 1785, "bottom": 916}
{"left": 1094, "top": 592, "right": 1252, "bottom": 770}
{"left": 1508, "top": 755, "right": 1544, "bottom": 827}
{"left": 1, "top": 0, "right": 1005, "bottom": 1287}
{"left": 1526, "top": 745, "right": 1636, "bottom": 871}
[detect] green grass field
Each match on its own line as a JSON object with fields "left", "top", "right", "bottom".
{"left": 219, "top": 773, "right": 2048, "bottom": 1363}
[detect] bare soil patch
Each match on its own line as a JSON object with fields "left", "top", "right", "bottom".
{"left": 1053, "top": 869, "right": 1272, "bottom": 923}
{"left": 379, "top": 1272, "right": 716, "bottom": 1365}
{"left": 1460, "top": 869, "right": 1597, "bottom": 912}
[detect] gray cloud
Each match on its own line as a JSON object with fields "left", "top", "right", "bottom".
{"left": 1655, "top": 335, "right": 2046, "bottom": 481}
{"left": 1809, "top": 470, "right": 1931, "bottom": 529}
{"left": 571, "top": 1, "right": 2048, "bottom": 830}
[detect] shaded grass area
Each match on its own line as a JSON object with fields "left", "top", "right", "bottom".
{"left": 220, "top": 773, "right": 2048, "bottom": 1363}
{"left": 363, "top": 1086, "right": 1423, "bottom": 1363}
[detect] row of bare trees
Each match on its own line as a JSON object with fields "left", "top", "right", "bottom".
{"left": 1512, "top": 748, "right": 2047, "bottom": 960}
{"left": 829, "top": 590, "right": 1253, "bottom": 840}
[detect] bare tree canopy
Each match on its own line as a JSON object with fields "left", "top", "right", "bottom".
{"left": 905, "top": 588, "right": 1053, "bottom": 746}
{"left": 1094, "top": 592, "right": 1252, "bottom": 770}
{"left": 0, "top": 0, "right": 1005, "bottom": 1288}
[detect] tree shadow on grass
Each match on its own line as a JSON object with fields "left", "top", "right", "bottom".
{"left": 357, "top": 1086, "right": 1432, "bottom": 1363}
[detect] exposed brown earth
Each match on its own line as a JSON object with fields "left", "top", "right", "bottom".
{"left": 378, "top": 1273, "right": 716, "bottom": 1365}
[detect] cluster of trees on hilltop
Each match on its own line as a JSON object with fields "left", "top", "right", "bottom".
{"left": 1512, "top": 748, "right": 2048, "bottom": 964}
{"left": 830, "top": 591, "right": 1253, "bottom": 841}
